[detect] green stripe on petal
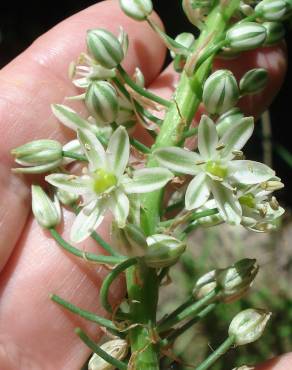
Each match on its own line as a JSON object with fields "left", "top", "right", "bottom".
{"left": 106, "top": 126, "right": 130, "bottom": 177}
{"left": 77, "top": 129, "right": 106, "bottom": 171}
{"left": 198, "top": 115, "right": 218, "bottom": 159}
{"left": 12, "top": 159, "right": 63, "bottom": 174}
{"left": 124, "top": 167, "right": 174, "bottom": 194}
{"left": 45, "top": 174, "right": 93, "bottom": 195}
{"left": 70, "top": 200, "right": 105, "bottom": 243}
{"left": 109, "top": 189, "right": 129, "bottom": 228}
{"left": 228, "top": 160, "right": 275, "bottom": 185}
{"left": 219, "top": 117, "right": 254, "bottom": 159}
{"left": 154, "top": 147, "right": 200, "bottom": 175}
{"left": 185, "top": 173, "right": 210, "bottom": 210}
{"left": 207, "top": 178, "right": 242, "bottom": 225}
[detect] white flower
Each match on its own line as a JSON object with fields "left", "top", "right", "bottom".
{"left": 154, "top": 115, "right": 275, "bottom": 225}
{"left": 46, "top": 127, "right": 173, "bottom": 242}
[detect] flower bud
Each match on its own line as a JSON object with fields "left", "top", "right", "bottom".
{"left": 255, "top": 0, "right": 287, "bottom": 21}
{"left": 119, "top": 0, "right": 153, "bottom": 21}
{"left": 133, "top": 67, "right": 145, "bottom": 87}
{"left": 56, "top": 188, "right": 79, "bottom": 206}
{"left": 182, "top": 0, "right": 211, "bottom": 28}
{"left": 31, "top": 185, "right": 61, "bottom": 229}
{"left": 192, "top": 270, "right": 218, "bottom": 299}
{"left": 233, "top": 366, "right": 255, "bottom": 370}
{"left": 239, "top": 68, "right": 268, "bottom": 95}
{"left": 144, "top": 234, "right": 186, "bottom": 268}
{"left": 217, "top": 258, "right": 259, "bottom": 303}
{"left": 202, "top": 70, "right": 239, "bottom": 115}
{"left": 260, "top": 180, "right": 284, "bottom": 191}
{"left": 85, "top": 81, "right": 119, "bottom": 124}
{"left": 11, "top": 139, "right": 62, "bottom": 166}
{"left": 216, "top": 108, "right": 244, "bottom": 136}
{"left": 111, "top": 222, "right": 148, "bottom": 257}
{"left": 226, "top": 22, "right": 267, "bottom": 51}
{"left": 118, "top": 27, "right": 129, "bottom": 56}
{"left": 86, "top": 29, "right": 124, "bottom": 69}
{"left": 263, "top": 21, "right": 285, "bottom": 45}
{"left": 228, "top": 308, "right": 271, "bottom": 346}
{"left": 88, "top": 339, "right": 128, "bottom": 370}
{"left": 170, "top": 32, "right": 195, "bottom": 59}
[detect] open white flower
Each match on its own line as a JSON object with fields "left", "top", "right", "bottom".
{"left": 154, "top": 115, "right": 275, "bottom": 225}
{"left": 46, "top": 127, "right": 173, "bottom": 242}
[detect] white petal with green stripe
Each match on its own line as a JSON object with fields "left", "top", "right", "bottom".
{"left": 109, "top": 189, "right": 129, "bottom": 228}
{"left": 185, "top": 173, "right": 210, "bottom": 210}
{"left": 228, "top": 160, "right": 275, "bottom": 185}
{"left": 198, "top": 115, "right": 218, "bottom": 159}
{"left": 106, "top": 126, "right": 129, "bottom": 177}
{"left": 45, "top": 174, "right": 93, "bottom": 195}
{"left": 77, "top": 129, "right": 106, "bottom": 171}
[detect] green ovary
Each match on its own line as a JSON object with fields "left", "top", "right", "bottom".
{"left": 205, "top": 161, "right": 228, "bottom": 179}
{"left": 239, "top": 193, "right": 256, "bottom": 209}
{"left": 93, "top": 169, "right": 117, "bottom": 194}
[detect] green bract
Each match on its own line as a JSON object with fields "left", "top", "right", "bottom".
{"left": 263, "top": 21, "right": 286, "bottom": 44}
{"left": 202, "top": 70, "right": 239, "bottom": 115}
{"left": 239, "top": 68, "right": 269, "bottom": 95}
{"left": 255, "top": 0, "right": 287, "bottom": 21}
{"left": 85, "top": 81, "right": 119, "bottom": 124}
{"left": 229, "top": 309, "right": 271, "bottom": 346}
{"left": 119, "top": 0, "right": 153, "bottom": 20}
{"left": 226, "top": 22, "right": 267, "bottom": 51}
{"left": 31, "top": 185, "right": 61, "bottom": 229}
{"left": 87, "top": 29, "right": 124, "bottom": 69}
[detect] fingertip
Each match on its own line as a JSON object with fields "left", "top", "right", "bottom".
{"left": 255, "top": 353, "right": 292, "bottom": 370}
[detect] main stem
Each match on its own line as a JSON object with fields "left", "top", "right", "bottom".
{"left": 126, "top": 1, "right": 240, "bottom": 369}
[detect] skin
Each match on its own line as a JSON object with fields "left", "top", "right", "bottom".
{"left": 0, "top": 1, "right": 290, "bottom": 369}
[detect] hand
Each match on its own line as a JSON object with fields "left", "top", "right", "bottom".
{"left": 0, "top": 1, "right": 289, "bottom": 369}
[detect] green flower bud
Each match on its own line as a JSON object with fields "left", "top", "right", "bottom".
{"left": 239, "top": 68, "right": 268, "bottom": 95}
{"left": 56, "top": 188, "right": 79, "bottom": 206}
{"left": 216, "top": 108, "right": 244, "bottom": 136}
{"left": 226, "top": 22, "right": 267, "bottom": 52}
{"left": 170, "top": 32, "right": 195, "bottom": 59}
{"left": 85, "top": 81, "right": 119, "bottom": 124}
{"left": 182, "top": 0, "right": 211, "bottom": 28}
{"left": 31, "top": 185, "right": 61, "bottom": 229}
{"left": 202, "top": 70, "right": 239, "bottom": 115}
{"left": 255, "top": 0, "right": 287, "bottom": 21}
{"left": 88, "top": 339, "right": 128, "bottom": 370}
{"left": 119, "top": 0, "right": 153, "bottom": 21}
{"left": 133, "top": 67, "right": 145, "bottom": 87}
{"left": 118, "top": 27, "right": 129, "bottom": 56}
{"left": 262, "top": 21, "right": 285, "bottom": 45}
{"left": 192, "top": 270, "right": 218, "bottom": 299}
{"left": 228, "top": 308, "right": 271, "bottom": 346}
{"left": 217, "top": 258, "right": 259, "bottom": 303}
{"left": 11, "top": 139, "right": 62, "bottom": 166}
{"left": 87, "top": 29, "right": 124, "bottom": 69}
{"left": 111, "top": 222, "right": 148, "bottom": 257}
{"left": 144, "top": 235, "right": 186, "bottom": 268}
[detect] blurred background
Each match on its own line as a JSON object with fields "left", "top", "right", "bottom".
{"left": 1, "top": 1, "right": 291, "bottom": 369}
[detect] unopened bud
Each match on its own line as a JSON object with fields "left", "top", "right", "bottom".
{"left": 111, "top": 222, "right": 147, "bottom": 257}
{"left": 87, "top": 29, "right": 124, "bottom": 69}
{"left": 56, "top": 188, "right": 79, "bottom": 206}
{"left": 133, "top": 67, "right": 145, "bottom": 87}
{"left": 229, "top": 308, "right": 271, "bottom": 346}
{"left": 216, "top": 108, "right": 244, "bottom": 136}
{"left": 85, "top": 81, "right": 119, "bottom": 124}
{"left": 170, "top": 32, "right": 195, "bottom": 58}
{"left": 233, "top": 366, "right": 255, "bottom": 370}
{"left": 226, "top": 22, "right": 267, "bottom": 51}
{"left": 260, "top": 180, "right": 284, "bottom": 191}
{"left": 192, "top": 270, "right": 217, "bottom": 299}
{"left": 88, "top": 339, "right": 128, "bottom": 370}
{"left": 263, "top": 21, "right": 285, "bottom": 45}
{"left": 144, "top": 234, "right": 186, "bottom": 268}
{"left": 269, "top": 196, "right": 280, "bottom": 210}
{"left": 203, "top": 70, "right": 239, "bottom": 115}
{"left": 119, "top": 0, "right": 153, "bottom": 21}
{"left": 118, "top": 27, "right": 129, "bottom": 56}
{"left": 12, "top": 139, "right": 62, "bottom": 166}
{"left": 239, "top": 68, "right": 268, "bottom": 95}
{"left": 255, "top": 0, "right": 287, "bottom": 21}
{"left": 182, "top": 0, "right": 211, "bottom": 28}
{"left": 217, "top": 258, "right": 259, "bottom": 303}
{"left": 32, "top": 185, "right": 61, "bottom": 229}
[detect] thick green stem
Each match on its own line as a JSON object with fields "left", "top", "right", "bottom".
{"left": 195, "top": 335, "right": 235, "bottom": 370}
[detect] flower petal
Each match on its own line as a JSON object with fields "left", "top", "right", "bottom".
{"left": 228, "top": 160, "right": 275, "bottom": 185}
{"left": 109, "top": 189, "right": 129, "bottom": 228}
{"left": 185, "top": 173, "right": 210, "bottom": 210}
{"left": 207, "top": 178, "right": 242, "bottom": 225}
{"left": 52, "top": 104, "right": 97, "bottom": 133}
{"left": 219, "top": 117, "right": 254, "bottom": 159}
{"left": 70, "top": 200, "right": 105, "bottom": 243}
{"left": 198, "top": 115, "right": 218, "bottom": 159}
{"left": 46, "top": 174, "right": 93, "bottom": 195}
{"left": 154, "top": 147, "right": 200, "bottom": 175}
{"left": 106, "top": 126, "right": 129, "bottom": 177}
{"left": 77, "top": 128, "right": 106, "bottom": 170}
{"left": 123, "top": 167, "right": 174, "bottom": 193}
